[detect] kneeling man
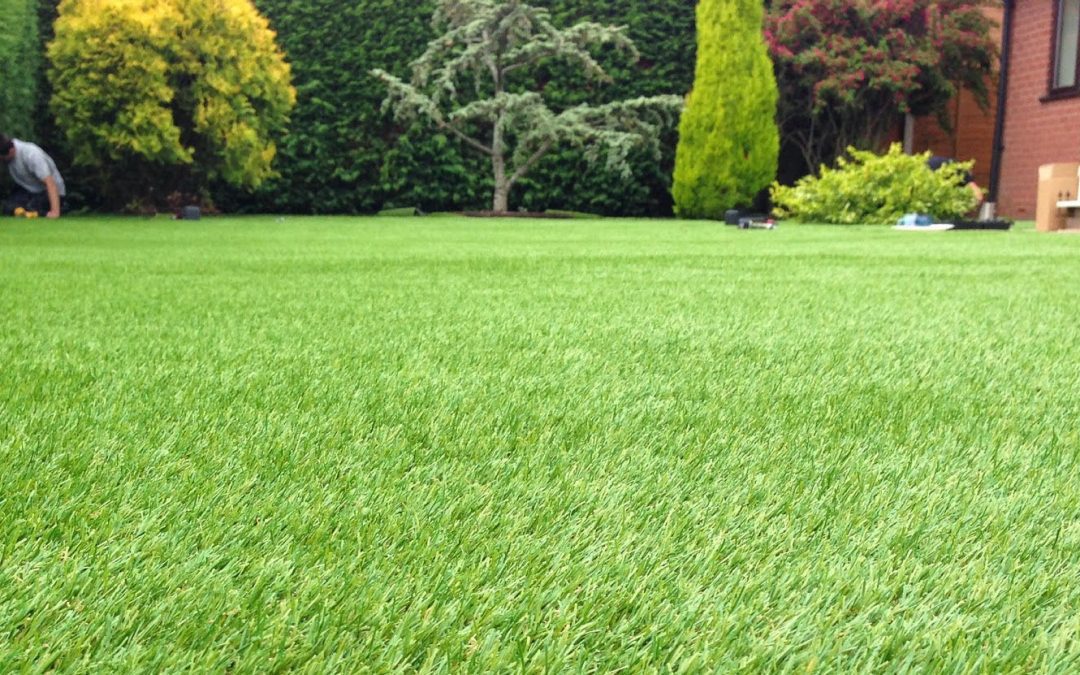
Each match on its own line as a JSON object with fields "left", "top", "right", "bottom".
{"left": 1, "top": 133, "right": 65, "bottom": 218}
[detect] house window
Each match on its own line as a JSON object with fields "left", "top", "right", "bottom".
{"left": 1055, "top": 0, "right": 1080, "bottom": 90}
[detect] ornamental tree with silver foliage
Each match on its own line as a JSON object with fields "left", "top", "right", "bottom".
{"left": 372, "top": 0, "right": 683, "bottom": 213}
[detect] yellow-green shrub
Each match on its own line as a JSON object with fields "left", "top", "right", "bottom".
{"left": 48, "top": 0, "right": 295, "bottom": 208}
{"left": 771, "top": 145, "right": 978, "bottom": 224}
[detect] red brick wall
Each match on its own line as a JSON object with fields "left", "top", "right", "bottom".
{"left": 911, "top": 7, "right": 1002, "bottom": 189}
{"left": 999, "top": 0, "right": 1080, "bottom": 218}
{"left": 912, "top": 85, "right": 998, "bottom": 188}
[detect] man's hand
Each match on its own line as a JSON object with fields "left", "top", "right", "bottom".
{"left": 968, "top": 182, "right": 985, "bottom": 205}
{"left": 44, "top": 176, "right": 61, "bottom": 218}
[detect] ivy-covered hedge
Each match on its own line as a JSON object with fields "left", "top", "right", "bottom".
{"left": 0, "top": 0, "right": 42, "bottom": 139}
{"left": 216, "top": 0, "right": 696, "bottom": 215}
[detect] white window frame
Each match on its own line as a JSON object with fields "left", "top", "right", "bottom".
{"left": 1053, "top": 0, "right": 1080, "bottom": 93}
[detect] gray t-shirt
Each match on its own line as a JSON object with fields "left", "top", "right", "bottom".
{"left": 8, "top": 139, "right": 66, "bottom": 196}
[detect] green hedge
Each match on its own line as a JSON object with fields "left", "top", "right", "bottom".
{"left": 515, "top": 1, "right": 696, "bottom": 216}
{"left": 24, "top": 0, "right": 695, "bottom": 214}
{"left": 0, "top": 0, "right": 41, "bottom": 139}
{"left": 214, "top": 0, "right": 696, "bottom": 215}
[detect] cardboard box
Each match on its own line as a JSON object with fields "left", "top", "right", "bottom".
{"left": 1036, "top": 163, "right": 1080, "bottom": 232}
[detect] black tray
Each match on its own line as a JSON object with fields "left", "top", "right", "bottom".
{"left": 948, "top": 219, "right": 1013, "bottom": 230}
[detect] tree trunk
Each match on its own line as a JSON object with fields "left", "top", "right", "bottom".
{"left": 493, "top": 178, "right": 510, "bottom": 212}
{"left": 492, "top": 149, "right": 510, "bottom": 212}
{"left": 491, "top": 112, "right": 509, "bottom": 212}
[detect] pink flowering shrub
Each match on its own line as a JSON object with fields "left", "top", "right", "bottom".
{"left": 765, "top": 0, "right": 998, "bottom": 174}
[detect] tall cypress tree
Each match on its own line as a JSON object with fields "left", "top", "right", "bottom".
{"left": 672, "top": 0, "right": 778, "bottom": 219}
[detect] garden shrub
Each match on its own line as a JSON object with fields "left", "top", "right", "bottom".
{"left": 0, "top": 0, "right": 41, "bottom": 139}
{"left": 673, "top": 0, "right": 779, "bottom": 219}
{"left": 48, "top": 0, "right": 295, "bottom": 209}
{"left": 770, "top": 144, "right": 978, "bottom": 224}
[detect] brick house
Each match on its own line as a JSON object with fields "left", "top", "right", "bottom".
{"left": 993, "top": 0, "right": 1080, "bottom": 218}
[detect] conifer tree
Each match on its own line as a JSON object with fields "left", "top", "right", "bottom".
{"left": 373, "top": 0, "right": 683, "bottom": 213}
{"left": 672, "top": 0, "right": 778, "bottom": 218}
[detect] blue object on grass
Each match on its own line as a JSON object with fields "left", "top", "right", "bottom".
{"left": 897, "top": 213, "right": 934, "bottom": 226}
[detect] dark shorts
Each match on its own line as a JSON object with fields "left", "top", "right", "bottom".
{"left": 3, "top": 187, "right": 64, "bottom": 216}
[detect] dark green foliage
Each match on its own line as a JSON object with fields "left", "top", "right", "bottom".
{"left": 214, "top": 0, "right": 434, "bottom": 214}
{"left": 673, "top": 0, "right": 779, "bottom": 219}
{"left": 29, "top": 1, "right": 77, "bottom": 202}
{"left": 528, "top": 1, "right": 695, "bottom": 216}
{"left": 227, "top": 0, "right": 695, "bottom": 215}
{"left": 378, "top": 125, "right": 490, "bottom": 213}
{"left": 0, "top": 0, "right": 41, "bottom": 139}
{"left": 516, "top": 141, "right": 678, "bottom": 217}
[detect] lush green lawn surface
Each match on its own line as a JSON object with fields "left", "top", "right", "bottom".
{"left": 2, "top": 216, "right": 1079, "bottom": 671}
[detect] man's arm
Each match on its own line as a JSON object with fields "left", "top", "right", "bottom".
{"left": 968, "top": 181, "right": 985, "bottom": 206}
{"left": 43, "top": 176, "right": 61, "bottom": 218}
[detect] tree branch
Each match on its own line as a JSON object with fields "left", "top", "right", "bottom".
{"left": 500, "top": 53, "right": 548, "bottom": 80}
{"left": 508, "top": 138, "right": 555, "bottom": 185}
{"left": 437, "top": 118, "right": 494, "bottom": 156}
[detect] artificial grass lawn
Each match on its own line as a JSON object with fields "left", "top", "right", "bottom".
{"left": 1, "top": 215, "right": 1079, "bottom": 672}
